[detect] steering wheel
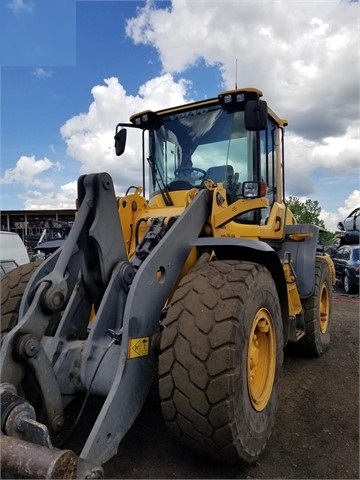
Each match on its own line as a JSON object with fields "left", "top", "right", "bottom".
{"left": 174, "top": 167, "right": 206, "bottom": 182}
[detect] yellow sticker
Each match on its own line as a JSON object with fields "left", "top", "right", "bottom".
{"left": 128, "top": 337, "right": 150, "bottom": 359}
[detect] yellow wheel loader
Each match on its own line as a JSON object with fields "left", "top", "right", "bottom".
{"left": 0, "top": 88, "right": 335, "bottom": 478}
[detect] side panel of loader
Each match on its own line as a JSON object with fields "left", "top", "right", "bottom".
{"left": 276, "top": 223, "right": 321, "bottom": 297}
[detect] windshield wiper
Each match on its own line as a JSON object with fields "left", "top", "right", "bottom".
{"left": 147, "top": 155, "right": 174, "bottom": 206}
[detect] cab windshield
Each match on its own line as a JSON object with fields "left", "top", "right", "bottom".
{"left": 148, "top": 104, "right": 257, "bottom": 201}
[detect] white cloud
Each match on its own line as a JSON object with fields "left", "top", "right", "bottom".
{"left": 0, "top": 155, "right": 61, "bottom": 188}
{"left": 312, "top": 124, "right": 360, "bottom": 174}
{"left": 7, "top": 0, "right": 33, "bottom": 15}
{"left": 284, "top": 124, "right": 360, "bottom": 191}
{"left": 60, "top": 74, "right": 190, "bottom": 195}
{"left": 126, "top": 0, "right": 359, "bottom": 140}
{"left": 21, "top": 181, "right": 78, "bottom": 210}
{"left": 32, "top": 67, "right": 53, "bottom": 79}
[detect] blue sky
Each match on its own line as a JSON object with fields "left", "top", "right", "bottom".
{"left": 1, "top": 0, "right": 359, "bottom": 231}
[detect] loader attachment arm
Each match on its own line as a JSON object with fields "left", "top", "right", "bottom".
{"left": 79, "top": 187, "right": 212, "bottom": 465}
{"left": 1, "top": 173, "right": 128, "bottom": 387}
{"left": 0, "top": 173, "right": 130, "bottom": 478}
{"left": 1, "top": 172, "right": 212, "bottom": 478}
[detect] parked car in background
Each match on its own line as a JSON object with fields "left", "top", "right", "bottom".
{"left": 331, "top": 244, "right": 360, "bottom": 294}
{"left": 0, "top": 231, "right": 30, "bottom": 276}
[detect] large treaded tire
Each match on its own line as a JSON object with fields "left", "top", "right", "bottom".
{"left": 297, "top": 257, "right": 332, "bottom": 357}
{"left": 159, "top": 260, "right": 283, "bottom": 463}
{"left": 1, "top": 262, "right": 41, "bottom": 337}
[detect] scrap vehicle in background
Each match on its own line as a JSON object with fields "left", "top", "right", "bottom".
{"left": 328, "top": 207, "right": 360, "bottom": 294}
{"left": 0, "top": 231, "right": 30, "bottom": 276}
{"left": 337, "top": 207, "right": 360, "bottom": 246}
{"left": 31, "top": 219, "right": 72, "bottom": 259}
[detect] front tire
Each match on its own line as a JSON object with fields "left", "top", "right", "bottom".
{"left": 159, "top": 260, "right": 283, "bottom": 463}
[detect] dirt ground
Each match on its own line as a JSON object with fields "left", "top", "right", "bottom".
{"left": 100, "top": 290, "right": 359, "bottom": 480}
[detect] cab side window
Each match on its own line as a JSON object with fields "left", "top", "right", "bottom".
{"left": 260, "top": 121, "right": 276, "bottom": 206}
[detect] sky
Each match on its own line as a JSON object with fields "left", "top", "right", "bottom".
{"left": 0, "top": 0, "right": 359, "bottom": 232}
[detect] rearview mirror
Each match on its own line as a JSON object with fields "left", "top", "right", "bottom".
{"left": 114, "top": 127, "right": 127, "bottom": 156}
{"left": 245, "top": 100, "right": 268, "bottom": 131}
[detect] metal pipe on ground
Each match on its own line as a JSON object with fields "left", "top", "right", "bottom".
{"left": 0, "top": 434, "right": 77, "bottom": 479}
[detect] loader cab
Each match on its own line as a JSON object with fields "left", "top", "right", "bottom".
{"left": 117, "top": 88, "right": 288, "bottom": 230}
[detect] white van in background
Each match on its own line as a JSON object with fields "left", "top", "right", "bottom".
{"left": 0, "top": 231, "right": 30, "bottom": 276}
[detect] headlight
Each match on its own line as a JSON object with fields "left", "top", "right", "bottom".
{"left": 243, "top": 181, "right": 267, "bottom": 198}
{"left": 130, "top": 110, "right": 160, "bottom": 128}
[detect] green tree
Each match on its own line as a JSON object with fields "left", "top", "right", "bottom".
{"left": 286, "top": 196, "right": 325, "bottom": 227}
{"left": 286, "top": 196, "right": 335, "bottom": 243}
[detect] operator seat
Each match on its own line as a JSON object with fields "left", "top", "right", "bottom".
{"left": 205, "top": 165, "right": 242, "bottom": 203}
{"left": 205, "top": 165, "right": 234, "bottom": 186}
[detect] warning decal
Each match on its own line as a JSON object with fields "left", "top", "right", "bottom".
{"left": 128, "top": 337, "right": 150, "bottom": 359}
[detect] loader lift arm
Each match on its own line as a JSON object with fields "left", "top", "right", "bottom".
{"left": 0, "top": 173, "right": 212, "bottom": 478}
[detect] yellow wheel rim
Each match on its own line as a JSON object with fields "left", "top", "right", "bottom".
{"left": 247, "top": 308, "right": 276, "bottom": 412}
{"left": 319, "top": 283, "right": 330, "bottom": 334}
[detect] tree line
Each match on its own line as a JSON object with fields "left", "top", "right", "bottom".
{"left": 286, "top": 196, "right": 336, "bottom": 243}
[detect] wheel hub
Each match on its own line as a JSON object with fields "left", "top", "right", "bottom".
{"left": 319, "top": 283, "right": 330, "bottom": 334}
{"left": 247, "top": 308, "right": 276, "bottom": 411}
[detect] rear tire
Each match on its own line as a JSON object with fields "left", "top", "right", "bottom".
{"left": 1, "top": 261, "right": 77, "bottom": 442}
{"left": 1, "top": 262, "right": 41, "bottom": 337}
{"left": 297, "top": 257, "right": 332, "bottom": 357}
{"left": 159, "top": 260, "right": 283, "bottom": 463}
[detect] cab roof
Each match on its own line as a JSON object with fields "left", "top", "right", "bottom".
{"left": 130, "top": 87, "right": 288, "bottom": 127}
